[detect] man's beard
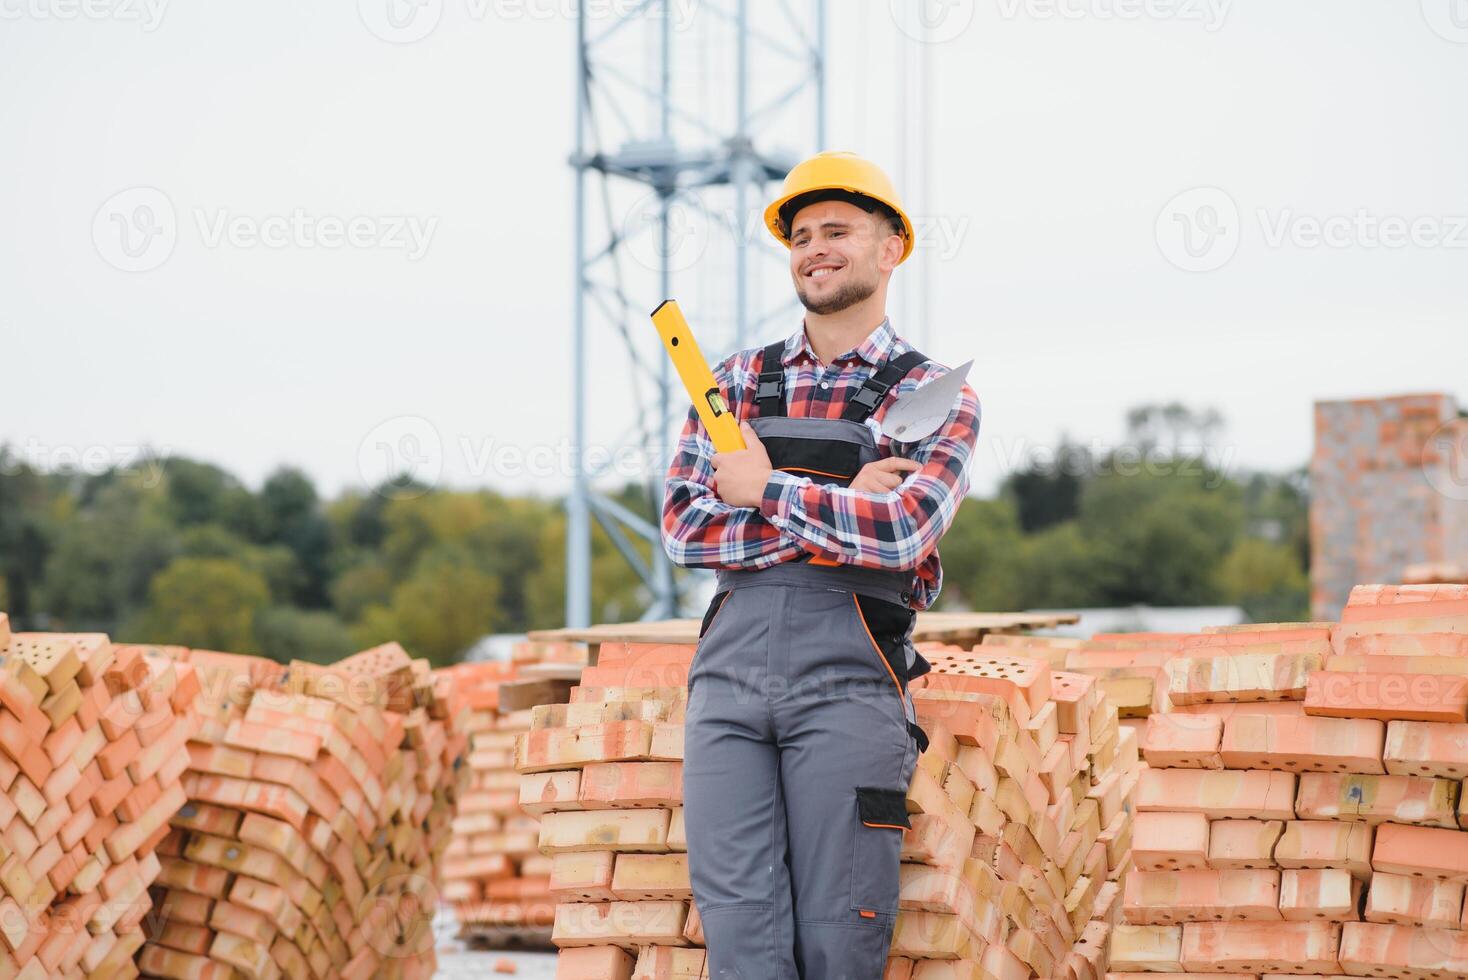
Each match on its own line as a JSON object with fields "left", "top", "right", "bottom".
{"left": 795, "top": 268, "right": 877, "bottom": 315}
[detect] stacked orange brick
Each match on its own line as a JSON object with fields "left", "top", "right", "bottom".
{"left": 513, "top": 634, "right": 1142, "bottom": 980}
{"left": 438, "top": 641, "right": 587, "bottom": 945}
{"left": 134, "top": 641, "right": 468, "bottom": 980}
{"left": 0, "top": 615, "right": 201, "bottom": 978}
{"left": 1109, "top": 583, "right": 1468, "bottom": 979}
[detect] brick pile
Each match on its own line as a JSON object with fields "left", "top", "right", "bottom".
{"left": 1403, "top": 561, "right": 1468, "bottom": 586}
{"left": 514, "top": 633, "right": 1143, "bottom": 980}
{"left": 438, "top": 641, "right": 588, "bottom": 946}
{"left": 0, "top": 616, "right": 202, "bottom": 979}
{"left": 1310, "top": 392, "right": 1468, "bottom": 620}
{"left": 134, "top": 641, "right": 468, "bottom": 980}
{"left": 1109, "top": 583, "right": 1468, "bottom": 978}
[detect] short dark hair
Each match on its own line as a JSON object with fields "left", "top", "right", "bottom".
{"left": 779, "top": 188, "right": 905, "bottom": 244}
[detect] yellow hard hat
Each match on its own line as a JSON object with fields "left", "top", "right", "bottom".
{"left": 764, "top": 150, "right": 915, "bottom": 264}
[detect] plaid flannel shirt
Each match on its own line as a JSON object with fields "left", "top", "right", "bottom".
{"left": 660, "top": 317, "right": 981, "bottom": 610}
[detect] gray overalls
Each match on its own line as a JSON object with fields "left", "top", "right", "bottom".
{"left": 683, "top": 341, "right": 934, "bottom": 979}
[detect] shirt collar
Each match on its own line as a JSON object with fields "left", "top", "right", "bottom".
{"left": 782, "top": 316, "right": 898, "bottom": 368}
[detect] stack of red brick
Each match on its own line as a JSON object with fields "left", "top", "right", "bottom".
{"left": 134, "top": 641, "right": 468, "bottom": 980}
{"left": 513, "top": 632, "right": 1143, "bottom": 980}
{"left": 0, "top": 614, "right": 202, "bottom": 978}
{"left": 1110, "top": 583, "right": 1468, "bottom": 978}
{"left": 438, "top": 641, "right": 588, "bottom": 945}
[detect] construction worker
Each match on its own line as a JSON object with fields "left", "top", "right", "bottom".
{"left": 661, "top": 150, "right": 981, "bottom": 978}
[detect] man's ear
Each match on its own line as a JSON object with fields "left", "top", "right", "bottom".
{"left": 879, "top": 231, "right": 904, "bottom": 272}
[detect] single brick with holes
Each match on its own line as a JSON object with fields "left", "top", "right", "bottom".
{"left": 1383, "top": 720, "right": 1468, "bottom": 779}
{"left": 1140, "top": 714, "right": 1223, "bottom": 769}
{"left": 1294, "top": 771, "right": 1459, "bottom": 828}
{"left": 1363, "top": 871, "right": 1464, "bottom": 928}
{"left": 1371, "top": 823, "right": 1468, "bottom": 880}
{"left": 1218, "top": 713, "right": 1386, "bottom": 774}
{"left": 1275, "top": 819, "right": 1374, "bottom": 879}
{"left": 1207, "top": 819, "right": 1285, "bottom": 870}
{"left": 1278, "top": 868, "right": 1360, "bottom": 921}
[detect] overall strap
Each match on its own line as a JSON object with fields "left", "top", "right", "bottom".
{"left": 841, "top": 349, "right": 929, "bottom": 423}
{"left": 755, "top": 341, "right": 788, "bottom": 418}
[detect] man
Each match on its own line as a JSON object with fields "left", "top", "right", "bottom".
{"left": 661, "top": 150, "right": 980, "bottom": 978}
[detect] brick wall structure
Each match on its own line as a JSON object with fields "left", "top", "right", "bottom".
{"left": 1311, "top": 393, "right": 1468, "bottom": 620}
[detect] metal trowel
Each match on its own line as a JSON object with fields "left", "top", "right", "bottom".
{"left": 878, "top": 359, "right": 973, "bottom": 444}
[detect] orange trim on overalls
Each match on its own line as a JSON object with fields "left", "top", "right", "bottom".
{"left": 851, "top": 594, "right": 904, "bottom": 698}
{"left": 781, "top": 465, "right": 854, "bottom": 481}
{"left": 860, "top": 821, "right": 907, "bottom": 831}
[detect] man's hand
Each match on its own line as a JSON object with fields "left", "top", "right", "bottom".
{"left": 710, "top": 421, "right": 774, "bottom": 508}
{"left": 849, "top": 456, "right": 921, "bottom": 493}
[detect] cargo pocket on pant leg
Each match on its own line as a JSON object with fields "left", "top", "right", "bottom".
{"left": 850, "top": 786, "right": 909, "bottom": 917}
{"left": 689, "top": 590, "right": 730, "bottom": 697}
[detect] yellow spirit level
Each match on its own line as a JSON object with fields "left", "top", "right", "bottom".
{"left": 650, "top": 299, "right": 746, "bottom": 453}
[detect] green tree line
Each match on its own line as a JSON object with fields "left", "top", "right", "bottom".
{"left": 0, "top": 405, "right": 1309, "bottom": 665}
{"left": 0, "top": 456, "right": 653, "bottom": 666}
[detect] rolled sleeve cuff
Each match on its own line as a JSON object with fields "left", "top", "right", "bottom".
{"left": 758, "top": 469, "right": 807, "bottom": 527}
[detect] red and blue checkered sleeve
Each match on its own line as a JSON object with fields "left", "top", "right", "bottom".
{"left": 660, "top": 357, "right": 793, "bottom": 570}
{"left": 756, "top": 372, "right": 980, "bottom": 577}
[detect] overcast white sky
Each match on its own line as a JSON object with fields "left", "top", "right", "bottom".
{"left": 3, "top": 1, "right": 1465, "bottom": 501}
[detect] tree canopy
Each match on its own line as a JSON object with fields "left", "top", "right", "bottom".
{"left": 0, "top": 404, "right": 1309, "bottom": 664}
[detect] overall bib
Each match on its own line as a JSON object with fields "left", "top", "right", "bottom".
{"left": 683, "top": 342, "right": 935, "bottom": 980}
